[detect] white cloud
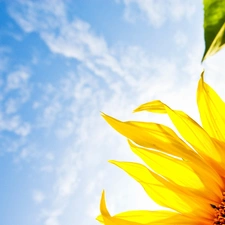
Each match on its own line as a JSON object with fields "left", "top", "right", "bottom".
{"left": 15, "top": 122, "right": 31, "bottom": 136}
{"left": 33, "top": 190, "right": 46, "bottom": 204}
{"left": 41, "top": 208, "right": 63, "bottom": 225}
{"left": 13, "top": 144, "right": 38, "bottom": 164}
{"left": 43, "top": 19, "right": 108, "bottom": 60}
{"left": 0, "top": 67, "right": 31, "bottom": 137}
{"left": 119, "top": 0, "right": 196, "bottom": 27}
{"left": 38, "top": 147, "right": 81, "bottom": 225}
{"left": 40, "top": 165, "right": 54, "bottom": 173}
{"left": 0, "top": 114, "right": 30, "bottom": 136}
{"left": 42, "top": 101, "right": 62, "bottom": 127}
{"left": 55, "top": 120, "right": 74, "bottom": 139}
{"left": 8, "top": 0, "right": 66, "bottom": 33}
{"left": 3, "top": 67, "right": 31, "bottom": 108}
{"left": 54, "top": 149, "right": 80, "bottom": 199}
{"left": 45, "top": 152, "right": 55, "bottom": 161}
{"left": 174, "top": 30, "right": 188, "bottom": 47}
{"left": 85, "top": 171, "right": 105, "bottom": 195}
{"left": 6, "top": 69, "right": 30, "bottom": 91}
{"left": 5, "top": 98, "right": 18, "bottom": 114}
{"left": 168, "top": 0, "right": 196, "bottom": 21}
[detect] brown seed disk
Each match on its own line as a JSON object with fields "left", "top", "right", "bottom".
{"left": 212, "top": 193, "right": 225, "bottom": 225}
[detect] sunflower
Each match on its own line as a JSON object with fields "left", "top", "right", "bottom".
{"left": 96, "top": 73, "right": 225, "bottom": 225}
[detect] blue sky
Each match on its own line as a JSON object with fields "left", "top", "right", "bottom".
{"left": 1, "top": 1, "right": 225, "bottom": 225}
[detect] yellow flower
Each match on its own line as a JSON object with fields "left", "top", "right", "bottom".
{"left": 96, "top": 73, "right": 225, "bottom": 225}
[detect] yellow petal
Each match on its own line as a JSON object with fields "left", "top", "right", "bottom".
{"left": 112, "top": 210, "right": 176, "bottom": 223}
{"left": 96, "top": 215, "right": 104, "bottom": 224}
{"left": 109, "top": 160, "right": 189, "bottom": 213}
{"left": 128, "top": 140, "right": 222, "bottom": 201}
{"left": 128, "top": 140, "right": 222, "bottom": 200}
{"left": 197, "top": 73, "right": 225, "bottom": 142}
{"left": 100, "top": 190, "right": 110, "bottom": 217}
{"left": 133, "top": 100, "right": 167, "bottom": 114}
{"left": 134, "top": 101, "right": 222, "bottom": 163}
{"left": 128, "top": 140, "right": 203, "bottom": 188}
{"left": 97, "top": 209, "right": 177, "bottom": 224}
{"left": 97, "top": 191, "right": 207, "bottom": 225}
{"left": 99, "top": 191, "right": 139, "bottom": 225}
{"left": 101, "top": 113, "right": 224, "bottom": 190}
{"left": 109, "top": 160, "right": 212, "bottom": 218}
{"left": 153, "top": 173, "right": 213, "bottom": 219}
{"left": 101, "top": 113, "right": 195, "bottom": 160}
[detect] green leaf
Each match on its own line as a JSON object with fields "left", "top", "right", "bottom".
{"left": 202, "top": 0, "right": 225, "bottom": 61}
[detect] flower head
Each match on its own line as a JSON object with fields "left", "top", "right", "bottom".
{"left": 97, "top": 73, "right": 225, "bottom": 225}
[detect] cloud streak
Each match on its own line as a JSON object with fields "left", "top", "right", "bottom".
{"left": 119, "top": 0, "right": 196, "bottom": 27}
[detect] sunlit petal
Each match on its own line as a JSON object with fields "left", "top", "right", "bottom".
{"left": 97, "top": 191, "right": 209, "bottom": 225}
{"left": 197, "top": 73, "right": 225, "bottom": 142}
{"left": 134, "top": 101, "right": 222, "bottom": 164}
{"left": 128, "top": 140, "right": 221, "bottom": 201}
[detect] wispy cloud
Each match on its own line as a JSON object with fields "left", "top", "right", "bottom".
{"left": 33, "top": 190, "right": 46, "bottom": 204}
{"left": 174, "top": 30, "right": 188, "bottom": 47}
{"left": 118, "top": 0, "right": 196, "bottom": 27}
{"left": 0, "top": 67, "right": 31, "bottom": 137}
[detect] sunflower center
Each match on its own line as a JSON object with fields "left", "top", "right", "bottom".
{"left": 211, "top": 192, "right": 225, "bottom": 225}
